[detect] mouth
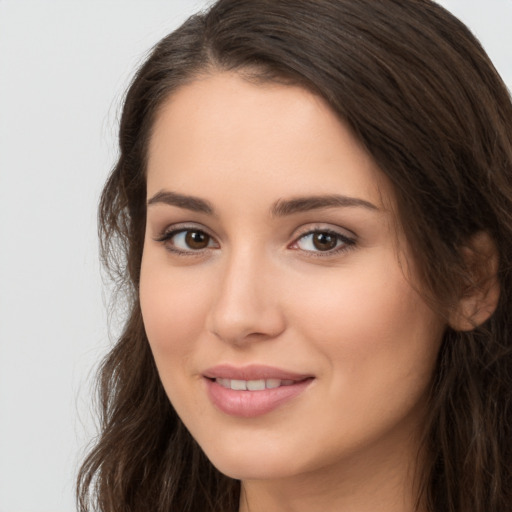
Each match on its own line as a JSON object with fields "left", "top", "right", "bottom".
{"left": 210, "top": 377, "right": 305, "bottom": 391}
{"left": 202, "top": 364, "right": 314, "bottom": 418}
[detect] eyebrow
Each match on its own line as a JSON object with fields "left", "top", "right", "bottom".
{"left": 270, "top": 194, "right": 379, "bottom": 217}
{"left": 146, "top": 190, "right": 378, "bottom": 216}
{"left": 147, "top": 190, "right": 214, "bottom": 214}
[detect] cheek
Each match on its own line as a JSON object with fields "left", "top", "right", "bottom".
{"left": 139, "top": 261, "right": 212, "bottom": 362}
{"left": 287, "top": 257, "right": 443, "bottom": 393}
{"left": 287, "top": 268, "right": 443, "bottom": 453}
{"left": 139, "top": 261, "right": 218, "bottom": 416}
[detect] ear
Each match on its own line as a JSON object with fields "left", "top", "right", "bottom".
{"left": 448, "top": 231, "right": 500, "bottom": 331}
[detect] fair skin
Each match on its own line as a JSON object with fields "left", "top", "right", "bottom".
{"left": 139, "top": 72, "right": 446, "bottom": 512}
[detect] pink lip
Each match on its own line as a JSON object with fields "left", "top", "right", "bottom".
{"left": 203, "top": 364, "right": 311, "bottom": 381}
{"left": 203, "top": 365, "right": 314, "bottom": 418}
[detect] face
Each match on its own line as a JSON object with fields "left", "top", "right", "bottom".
{"left": 140, "top": 72, "right": 445, "bottom": 483}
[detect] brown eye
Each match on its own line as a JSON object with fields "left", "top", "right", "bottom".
{"left": 293, "top": 229, "right": 354, "bottom": 255}
{"left": 312, "top": 232, "right": 338, "bottom": 251}
{"left": 157, "top": 228, "right": 218, "bottom": 253}
{"left": 184, "top": 230, "right": 211, "bottom": 250}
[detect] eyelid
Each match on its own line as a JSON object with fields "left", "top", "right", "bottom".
{"left": 290, "top": 223, "right": 356, "bottom": 241}
{"left": 153, "top": 221, "right": 216, "bottom": 240}
{"left": 153, "top": 222, "right": 220, "bottom": 255}
{"left": 288, "top": 224, "right": 357, "bottom": 256}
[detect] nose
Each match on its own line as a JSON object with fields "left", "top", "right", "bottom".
{"left": 206, "top": 248, "right": 286, "bottom": 346}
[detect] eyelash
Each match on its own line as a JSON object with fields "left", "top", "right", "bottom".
{"left": 290, "top": 228, "right": 356, "bottom": 257}
{"left": 154, "top": 225, "right": 356, "bottom": 258}
{"left": 154, "top": 225, "right": 218, "bottom": 257}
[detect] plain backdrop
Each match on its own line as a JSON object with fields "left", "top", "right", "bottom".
{"left": 0, "top": 1, "right": 510, "bottom": 511}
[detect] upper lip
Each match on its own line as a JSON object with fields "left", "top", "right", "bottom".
{"left": 202, "top": 364, "right": 313, "bottom": 381}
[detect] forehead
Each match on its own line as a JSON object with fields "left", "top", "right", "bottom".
{"left": 146, "top": 72, "right": 393, "bottom": 211}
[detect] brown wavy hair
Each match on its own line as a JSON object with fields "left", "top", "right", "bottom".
{"left": 77, "top": 1, "right": 512, "bottom": 511}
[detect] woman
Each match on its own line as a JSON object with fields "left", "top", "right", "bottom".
{"left": 77, "top": 1, "right": 512, "bottom": 511}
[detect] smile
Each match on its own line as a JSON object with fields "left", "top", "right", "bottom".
{"left": 203, "top": 365, "right": 314, "bottom": 418}
{"left": 214, "top": 378, "right": 296, "bottom": 390}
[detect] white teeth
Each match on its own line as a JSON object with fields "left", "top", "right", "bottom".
{"left": 265, "top": 378, "right": 281, "bottom": 389}
{"left": 231, "top": 379, "right": 247, "bottom": 391}
{"left": 215, "top": 378, "right": 293, "bottom": 390}
{"left": 247, "top": 379, "right": 265, "bottom": 391}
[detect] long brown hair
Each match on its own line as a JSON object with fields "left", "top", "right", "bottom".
{"left": 78, "top": 1, "right": 512, "bottom": 511}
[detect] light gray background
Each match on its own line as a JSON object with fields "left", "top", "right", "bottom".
{"left": 0, "top": 1, "right": 510, "bottom": 511}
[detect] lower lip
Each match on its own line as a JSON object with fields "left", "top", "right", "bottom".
{"left": 205, "top": 378, "right": 313, "bottom": 418}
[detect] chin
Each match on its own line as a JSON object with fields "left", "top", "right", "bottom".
{"left": 200, "top": 441, "right": 305, "bottom": 481}
{"left": 212, "top": 459, "right": 295, "bottom": 481}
